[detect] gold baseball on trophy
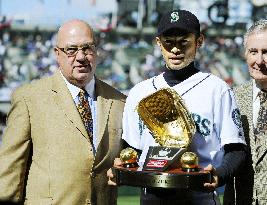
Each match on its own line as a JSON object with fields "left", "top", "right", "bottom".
{"left": 120, "top": 147, "right": 139, "bottom": 168}
{"left": 180, "top": 152, "right": 199, "bottom": 172}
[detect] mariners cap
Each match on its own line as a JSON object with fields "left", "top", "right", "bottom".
{"left": 157, "top": 9, "right": 200, "bottom": 36}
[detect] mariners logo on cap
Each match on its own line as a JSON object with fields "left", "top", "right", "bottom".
{"left": 170, "top": 11, "right": 179, "bottom": 23}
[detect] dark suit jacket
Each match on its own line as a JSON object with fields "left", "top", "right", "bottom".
{"left": 0, "top": 70, "right": 126, "bottom": 205}
{"left": 224, "top": 81, "right": 267, "bottom": 205}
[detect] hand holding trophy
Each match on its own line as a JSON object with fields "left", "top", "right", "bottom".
{"left": 114, "top": 88, "right": 211, "bottom": 189}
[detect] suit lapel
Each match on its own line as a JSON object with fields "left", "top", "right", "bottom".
{"left": 96, "top": 97, "right": 112, "bottom": 146}
{"left": 244, "top": 82, "right": 253, "bottom": 143}
{"left": 242, "top": 81, "right": 267, "bottom": 166}
{"left": 95, "top": 79, "right": 112, "bottom": 147}
{"left": 51, "top": 70, "right": 90, "bottom": 141}
{"left": 242, "top": 82, "right": 256, "bottom": 163}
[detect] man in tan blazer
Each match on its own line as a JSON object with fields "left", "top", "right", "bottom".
{"left": 224, "top": 19, "right": 267, "bottom": 205}
{"left": 0, "top": 19, "right": 126, "bottom": 205}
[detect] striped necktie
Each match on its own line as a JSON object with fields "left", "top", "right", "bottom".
{"left": 254, "top": 90, "right": 267, "bottom": 135}
{"left": 77, "top": 89, "right": 93, "bottom": 142}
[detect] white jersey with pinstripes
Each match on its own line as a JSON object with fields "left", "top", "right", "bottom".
{"left": 122, "top": 71, "right": 246, "bottom": 168}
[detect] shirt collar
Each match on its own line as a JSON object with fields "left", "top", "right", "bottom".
{"left": 60, "top": 71, "right": 95, "bottom": 100}
{"left": 253, "top": 79, "right": 261, "bottom": 103}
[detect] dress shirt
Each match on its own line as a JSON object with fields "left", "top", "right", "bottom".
{"left": 253, "top": 80, "right": 263, "bottom": 127}
{"left": 61, "top": 72, "right": 98, "bottom": 150}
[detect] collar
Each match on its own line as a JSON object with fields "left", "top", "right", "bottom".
{"left": 60, "top": 72, "right": 95, "bottom": 100}
{"left": 253, "top": 79, "right": 263, "bottom": 103}
{"left": 162, "top": 62, "right": 199, "bottom": 86}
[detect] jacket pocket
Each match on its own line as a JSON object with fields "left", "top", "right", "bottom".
{"left": 24, "top": 197, "right": 53, "bottom": 205}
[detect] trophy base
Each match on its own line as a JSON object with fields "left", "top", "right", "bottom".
{"left": 114, "top": 165, "right": 211, "bottom": 190}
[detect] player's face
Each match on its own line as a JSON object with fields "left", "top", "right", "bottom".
{"left": 245, "top": 30, "right": 267, "bottom": 84}
{"left": 156, "top": 29, "right": 203, "bottom": 70}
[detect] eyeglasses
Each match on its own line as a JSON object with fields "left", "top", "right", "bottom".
{"left": 56, "top": 43, "right": 96, "bottom": 57}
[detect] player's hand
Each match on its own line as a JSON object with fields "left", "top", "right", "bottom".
{"left": 203, "top": 164, "right": 219, "bottom": 192}
{"left": 107, "top": 158, "right": 123, "bottom": 186}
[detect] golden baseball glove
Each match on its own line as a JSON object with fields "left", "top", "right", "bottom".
{"left": 137, "top": 88, "right": 196, "bottom": 148}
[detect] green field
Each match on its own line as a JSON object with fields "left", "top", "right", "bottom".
{"left": 118, "top": 186, "right": 140, "bottom": 205}
{"left": 118, "top": 195, "right": 140, "bottom": 205}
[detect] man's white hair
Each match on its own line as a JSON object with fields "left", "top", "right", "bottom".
{"left": 243, "top": 19, "right": 267, "bottom": 48}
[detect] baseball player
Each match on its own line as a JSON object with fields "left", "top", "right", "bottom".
{"left": 121, "top": 10, "right": 247, "bottom": 205}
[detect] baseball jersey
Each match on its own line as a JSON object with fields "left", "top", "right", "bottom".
{"left": 122, "top": 71, "right": 246, "bottom": 168}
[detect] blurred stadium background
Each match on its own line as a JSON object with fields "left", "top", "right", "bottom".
{"left": 0, "top": 0, "right": 266, "bottom": 204}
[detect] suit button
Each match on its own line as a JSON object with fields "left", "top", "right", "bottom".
{"left": 91, "top": 172, "right": 96, "bottom": 178}
{"left": 255, "top": 167, "right": 260, "bottom": 173}
{"left": 86, "top": 199, "right": 91, "bottom": 204}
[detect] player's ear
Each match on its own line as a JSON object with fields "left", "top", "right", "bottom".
{"left": 155, "top": 36, "right": 161, "bottom": 46}
{"left": 196, "top": 34, "right": 204, "bottom": 48}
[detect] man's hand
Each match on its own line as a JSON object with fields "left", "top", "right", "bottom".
{"left": 203, "top": 164, "right": 219, "bottom": 192}
{"left": 107, "top": 158, "right": 123, "bottom": 186}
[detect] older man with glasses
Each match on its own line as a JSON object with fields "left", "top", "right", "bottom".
{"left": 0, "top": 19, "right": 126, "bottom": 205}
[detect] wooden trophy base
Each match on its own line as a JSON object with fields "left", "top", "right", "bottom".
{"left": 114, "top": 165, "right": 211, "bottom": 190}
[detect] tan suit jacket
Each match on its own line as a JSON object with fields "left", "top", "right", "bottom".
{"left": 0, "top": 70, "right": 126, "bottom": 205}
{"left": 224, "top": 81, "right": 267, "bottom": 205}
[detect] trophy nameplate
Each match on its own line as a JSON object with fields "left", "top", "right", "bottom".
{"left": 143, "top": 146, "right": 186, "bottom": 171}
{"left": 114, "top": 165, "right": 211, "bottom": 190}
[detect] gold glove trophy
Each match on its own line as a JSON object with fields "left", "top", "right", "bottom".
{"left": 114, "top": 88, "right": 211, "bottom": 189}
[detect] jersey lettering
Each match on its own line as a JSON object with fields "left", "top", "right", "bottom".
{"left": 191, "top": 113, "right": 211, "bottom": 137}
{"left": 138, "top": 116, "right": 146, "bottom": 136}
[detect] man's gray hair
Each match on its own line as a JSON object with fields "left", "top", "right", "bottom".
{"left": 244, "top": 19, "right": 267, "bottom": 48}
